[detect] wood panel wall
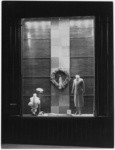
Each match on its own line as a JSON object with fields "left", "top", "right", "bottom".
{"left": 22, "top": 20, "right": 51, "bottom": 114}
{"left": 22, "top": 18, "right": 95, "bottom": 114}
{"left": 70, "top": 18, "right": 95, "bottom": 114}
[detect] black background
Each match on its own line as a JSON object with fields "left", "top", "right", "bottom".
{"left": 2, "top": 1, "right": 114, "bottom": 148}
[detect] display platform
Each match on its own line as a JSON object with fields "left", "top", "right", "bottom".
{"left": 23, "top": 113, "right": 94, "bottom": 117}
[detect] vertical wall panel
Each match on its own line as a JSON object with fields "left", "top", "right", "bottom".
{"left": 22, "top": 19, "right": 51, "bottom": 114}
{"left": 23, "top": 39, "right": 50, "bottom": 58}
{"left": 70, "top": 58, "right": 94, "bottom": 76}
{"left": 23, "top": 59, "right": 50, "bottom": 77}
{"left": 51, "top": 19, "right": 70, "bottom": 114}
{"left": 70, "top": 38, "right": 94, "bottom": 57}
{"left": 70, "top": 18, "right": 95, "bottom": 115}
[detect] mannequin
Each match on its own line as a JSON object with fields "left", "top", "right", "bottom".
{"left": 28, "top": 93, "right": 40, "bottom": 115}
{"left": 72, "top": 75, "right": 85, "bottom": 115}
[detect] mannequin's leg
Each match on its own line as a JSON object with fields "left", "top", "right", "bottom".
{"left": 75, "top": 107, "right": 79, "bottom": 115}
{"left": 79, "top": 107, "right": 82, "bottom": 115}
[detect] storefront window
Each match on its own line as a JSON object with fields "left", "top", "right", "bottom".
{"left": 21, "top": 17, "right": 95, "bottom": 117}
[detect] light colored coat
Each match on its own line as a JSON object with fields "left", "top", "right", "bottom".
{"left": 72, "top": 78, "right": 85, "bottom": 107}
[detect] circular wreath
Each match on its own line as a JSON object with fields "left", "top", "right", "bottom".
{"left": 51, "top": 68, "right": 70, "bottom": 90}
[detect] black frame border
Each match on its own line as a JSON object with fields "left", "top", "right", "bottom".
{"left": 2, "top": 1, "right": 114, "bottom": 148}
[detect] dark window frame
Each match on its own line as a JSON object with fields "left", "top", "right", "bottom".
{"left": 2, "top": 2, "right": 114, "bottom": 147}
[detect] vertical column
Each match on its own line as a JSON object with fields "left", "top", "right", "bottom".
{"left": 51, "top": 19, "right": 60, "bottom": 114}
{"left": 51, "top": 18, "right": 70, "bottom": 114}
{"left": 59, "top": 19, "right": 70, "bottom": 72}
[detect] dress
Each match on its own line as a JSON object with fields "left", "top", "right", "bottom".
{"left": 72, "top": 78, "right": 85, "bottom": 107}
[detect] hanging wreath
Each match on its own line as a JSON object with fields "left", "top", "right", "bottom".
{"left": 51, "top": 68, "right": 70, "bottom": 90}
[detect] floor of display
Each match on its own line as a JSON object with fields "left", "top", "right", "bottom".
{"left": 2, "top": 144, "right": 83, "bottom": 148}
{"left": 23, "top": 113, "right": 94, "bottom": 117}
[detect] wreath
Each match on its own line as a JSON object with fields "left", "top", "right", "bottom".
{"left": 51, "top": 68, "right": 70, "bottom": 90}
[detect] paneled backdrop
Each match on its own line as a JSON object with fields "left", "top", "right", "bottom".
{"left": 22, "top": 20, "right": 51, "bottom": 114}
{"left": 22, "top": 17, "right": 95, "bottom": 115}
{"left": 70, "top": 18, "right": 95, "bottom": 114}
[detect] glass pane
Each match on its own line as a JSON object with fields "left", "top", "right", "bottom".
{"left": 21, "top": 17, "right": 95, "bottom": 117}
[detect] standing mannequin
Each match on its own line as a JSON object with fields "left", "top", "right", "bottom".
{"left": 72, "top": 75, "right": 85, "bottom": 115}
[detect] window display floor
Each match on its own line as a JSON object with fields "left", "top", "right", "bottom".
{"left": 23, "top": 113, "right": 94, "bottom": 117}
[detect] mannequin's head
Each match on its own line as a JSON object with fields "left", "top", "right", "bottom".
{"left": 75, "top": 75, "right": 80, "bottom": 80}
{"left": 33, "top": 93, "right": 37, "bottom": 97}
